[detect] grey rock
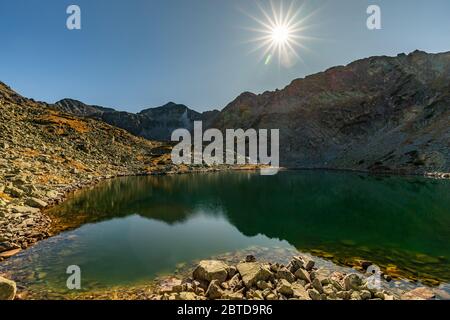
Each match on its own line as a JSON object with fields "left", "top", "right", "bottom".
{"left": 294, "top": 268, "right": 311, "bottom": 283}
{"left": 236, "top": 262, "right": 272, "bottom": 288}
{"left": 25, "top": 197, "right": 48, "bottom": 208}
{"left": 193, "top": 260, "right": 229, "bottom": 283}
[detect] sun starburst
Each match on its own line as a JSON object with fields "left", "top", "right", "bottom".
{"left": 242, "top": 0, "right": 316, "bottom": 67}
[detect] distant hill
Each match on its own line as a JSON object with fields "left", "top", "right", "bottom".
{"left": 55, "top": 99, "right": 220, "bottom": 141}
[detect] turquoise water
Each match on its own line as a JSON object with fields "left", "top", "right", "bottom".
{"left": 1, "top": 171, "right": 449, "bottom": 294}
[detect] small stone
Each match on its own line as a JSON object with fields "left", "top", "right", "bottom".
{"left": 179, "top": 292, "right": 198, "bottom": 300}
{"left": 277, "top": 279, "right": 293, "bottom": 296}
{"left": 251, "top": 290, "right": 264, "bottom": 300}
{"left": 289, "top": 256, "right": 304, "bottom": 271}
{"left": 350, "top": 291, "right": 362, "bottom": 300}
{"left": 292, "top": 282, "right": 310, "bottom": 300}
{"left": 227, "top": 266, "right": 237, "bottom": 278}
{"left": 266, "top": 293, "right": 278, "bottom": 300}
{"left": 294, "top": 268, "right": 311, "bottom": 283}
{"left": 330, "top": 279, "right": 344, "bottom": 291}
{"left": 223, "top": 291, "right": 244, "bottom": 300}
{"left": 5, "top": 186, "right": 25, "bottom": 197}
{"left": 308, "top": 288, "right": 322, "bottom": 300}
{"left": 336, "top": 291, "right": 351, "bottom": 300}
{"left": 374, "top": 291, "right": 385, "bottom": 300}
{"left": 206, "top": 280, "right": 223, "bottom": 300}
{"left": 343, "top": 274, "right": 363, "bottom": 291}
{"left": 256, "top": 280, "right": 272, "bottom": 290}
{"left": 276, "top": 267, "right": 296, "bottom": 283}
{"left": 360, "top": 290, "right": 372, "bottom": 300}
{"left": 323, "top": 285, "right": 337, "bottom": 299}
{"left": 303, "top": 257, "right": 315, "bottom": 271}
{"left": 245, "top": 255, "right": 256, "bottom": 262}
{"left": 227, "top": 274, "right": 241, "bottom": 290}
{"left": 312, "top": 277, "right": 324, "bottom": 294}
{"left": 25, "top": 197, "right": 48, "bottom": 208}
{"left": 10, "top": 205, "right": 40, "bottom": 214}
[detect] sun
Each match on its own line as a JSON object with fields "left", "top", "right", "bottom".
{"left": 271, "top": 25, "right": 290, "bottom": 44}
{"left": 242, "top": 0, "right": 316, "bottom": 67}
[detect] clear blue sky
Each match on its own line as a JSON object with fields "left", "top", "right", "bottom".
{"left": 1, "top": 0, "right": 449, "bottom": 112}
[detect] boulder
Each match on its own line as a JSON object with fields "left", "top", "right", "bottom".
{"left": 236, "top": 262, "right": 272, "bottom": 288}
{"left": 25, "top": 197, "right": 48, "bottom": 208}
{"left": 193, "top": 260, "right": 229, "bottom": 283}
{"left": 0, "top": 276, "right": 16, "bottom": 300}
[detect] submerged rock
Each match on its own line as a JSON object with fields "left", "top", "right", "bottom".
{"left": 0, "top": 276, "right": 16, "bottom": 300}
{"left": 401, "top": 287, "right": 435, "bottom": 300}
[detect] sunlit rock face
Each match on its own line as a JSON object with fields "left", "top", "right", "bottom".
{"left": 211, "top": 50, "right": 450, "bottom": 174}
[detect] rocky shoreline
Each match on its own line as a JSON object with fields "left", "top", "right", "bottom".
{"left": 150, "top": 255, "right": 437, "bottom": 300}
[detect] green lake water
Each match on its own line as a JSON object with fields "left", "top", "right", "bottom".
{"left": 1, "top": 171, "right": 449, "bottom": 296}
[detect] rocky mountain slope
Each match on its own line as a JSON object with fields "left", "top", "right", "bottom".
{"left": 213, "top": 50, "right": 450, "bottom": 174}
{"left": 55, "top": 99, "right": 220, "bottom": 141}
{"left": 0, "top": 81, "right": 194, "bottom": 258}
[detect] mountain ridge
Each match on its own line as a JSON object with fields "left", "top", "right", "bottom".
{"left": 54, "top": 99, "right": 220, "bottom": 141}
{"left": 4, "top": 49, "right": 450, "bottom": 174}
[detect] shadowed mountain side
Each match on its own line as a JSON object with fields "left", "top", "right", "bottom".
{"left": 212, "top": 51, "right": 450, "bottom": 173}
